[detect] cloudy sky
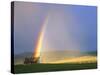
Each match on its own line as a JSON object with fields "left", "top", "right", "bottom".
{"left": 14, "top": 2, "right": 97, "bottom": 54}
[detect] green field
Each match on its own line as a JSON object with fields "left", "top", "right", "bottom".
{"left": 14, "top": 63, "right": 97, "bottom": 74}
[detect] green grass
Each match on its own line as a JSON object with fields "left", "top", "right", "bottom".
{"left": 14, "top": 62, "right": 97, "bottom": 74}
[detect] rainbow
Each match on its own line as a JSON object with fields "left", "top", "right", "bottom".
{"left": 33, "top": 14, "right": 49, "bottom": 61}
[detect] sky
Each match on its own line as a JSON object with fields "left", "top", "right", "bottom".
{"left": 14, "top": 2, "right": 97, "bottom": 54}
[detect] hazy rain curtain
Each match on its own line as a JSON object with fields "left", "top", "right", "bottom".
{"left": 33, "top": 9, "right": 83, "bottom": 63}
{"left": 41, "top": 11, "right": 82, "bottom": 63}
{"left": 33, "top": 6, "right": 97, "bottom": 64}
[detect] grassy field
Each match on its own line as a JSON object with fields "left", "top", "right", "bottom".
{"left": 14, "top": 62, "right": 97, "bottom": 74}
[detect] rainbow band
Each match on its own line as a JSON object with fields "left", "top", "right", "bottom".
{"left": 33, "top": 14, "right": 49, "bottom": 59}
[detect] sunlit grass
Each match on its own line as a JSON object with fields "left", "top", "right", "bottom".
{"left": 42, "top": 56, "right": 97, "bottom": 64}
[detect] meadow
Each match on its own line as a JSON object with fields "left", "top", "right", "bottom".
{"left": 14, "top": 62, "right": 97, "bottom": 74}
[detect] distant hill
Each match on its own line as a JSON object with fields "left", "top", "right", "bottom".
{"left": 14, "top": 52, "right": 33, "bottom": 65}
{"left": 87, "top": 51, "right": 97, "bottom": 56}
{"left": 14, "top": 50, "right": 97, "bottom": 65}
{"left": 40, "top": 50, "right": 97, "bottom": 63}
